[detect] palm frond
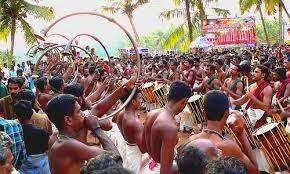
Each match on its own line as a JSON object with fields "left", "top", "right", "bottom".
{"left": 22, "top": 1, "right": 55, "bottom": 21}
{"left": 162, "top": 24, "right": 186, "bottom": 49}
{"left": 264, "top": 0, "right": 279, "bottom": 15}
{"left": 133, "top": 0, "right": 149, "bottom": 8}
{"left": 18, "top": 18, "right": 37, "bottom": 45}
{"left": 212, "top": 7, "right": 230, "bottom": 17}
{"left": 172, "top": 0, "right": 183, "bottom": 6}
{"left": 0, "top": 15, "right": 11, "bottom": 42}
{"left": 159, "top": 8, "right": 185, "bottom": 21}
{"left": 101, "top": 5, "right": 121, "bottom": 14}
{"left": 239, "top": 0, "right": 259, "bottom": 14}
{"left": 196, "top": 0, "right": 206, "bottom": 20}
{"left": 179, "top": 35, "right": 191, "bottom": 52}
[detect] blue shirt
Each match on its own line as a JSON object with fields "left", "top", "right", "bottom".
{"left": 0, "top": 118, "right": 27, "bottom": 167}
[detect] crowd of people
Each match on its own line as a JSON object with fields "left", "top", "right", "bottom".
{"left": 0, "top": 44, "right": 289, "bottom": 174}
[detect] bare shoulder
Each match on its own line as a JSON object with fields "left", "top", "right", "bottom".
{"left": 263, "top": 85, "right": 273, "bottom": 95}
{"left": 216, "top": 139, "right": 242, "bottom": 157}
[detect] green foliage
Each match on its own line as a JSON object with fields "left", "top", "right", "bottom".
{"left": 0, "top": 50, "right": 14, "bottom": 65}
{"left": 0, "top": 0, "right": 55, "bottom": 60}
{"left": 256, "top": 19, "right": 279, "bottom": 45}
{"left": 160, "top": 0, "right": 229, "bottom": 53}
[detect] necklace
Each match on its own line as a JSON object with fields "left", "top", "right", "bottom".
{"left": 203, "top": 128, "right": 225, "bottom": 140}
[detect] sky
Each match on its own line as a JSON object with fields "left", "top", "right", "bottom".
{"left": 0, "top": 0, "right": 289, "bottom": 59}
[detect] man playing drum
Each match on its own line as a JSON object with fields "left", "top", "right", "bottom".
{"left": 189, "top": 90, "right": 258, "bottom": 174}
{"left": 232, "top": 65, "right": 273, "bottom": 129}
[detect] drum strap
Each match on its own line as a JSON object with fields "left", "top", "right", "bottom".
{"left": 203, "top": 129, "right": 225, "bottom": 140}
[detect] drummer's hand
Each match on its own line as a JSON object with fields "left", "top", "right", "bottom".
{"left": 220, "top": 85, "right": 227, "bottom": 92}
{"left": 125, "top": 73, "right": 137, "bottom": 90}
{"left": 135, "top": 77, "right": 143, "bottom": 89}
{"left": 268, "top": 108, "right": 280, "bottom": 115}
{"left": 227, "top": 110, "right": 245, "bottom": 136}
{"left": 84, "top": 115, "right": 101, "bottom": 131}
{"left": 246, "top": 90, "right": 254, "bottom": 99}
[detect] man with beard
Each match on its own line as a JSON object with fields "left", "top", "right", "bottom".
{"left": 142, "top": 81, "right": 191, "bottom": 174}
{"left": 232, "top": 65, "right": 273, "bottom": 129}
{"left": 0, "top": 77, "right": 23, "bottom": 119}
{"left": 221, "top": 64, "right": 244, "bottom": 109}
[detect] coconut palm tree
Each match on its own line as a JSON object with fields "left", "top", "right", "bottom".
{"left": 101, "top": 0, "right": 149, "bottom": 45}
{"left": 0, "top": 0, "right": 54, "bottom": 63}
{"left": 160, "top": 0, "right": 229, "bottom": 52}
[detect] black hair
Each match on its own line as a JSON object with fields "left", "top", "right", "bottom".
{"left": 256, "top": 65, "right": 270, "bottom": 80}
{"left": 16, "top": 90, "right": 36, "bottom": 106}
{"left": 35, "top": 77, "right": 48, "bottom": 93}
{"left": 120, "top": 89, "right": 140, "bottom": 105}
{"left": 161, "top": 59, "right": 168, "bottom": 66}
{"left": 193, "top": 58, "right": 200, "bottom": 63}
{"left": 176, "top": 145, "right": 209, "bottom": 174}
{"left": 204, "top": 90, "right": 229, "bottom": 121}
{"left": 240, "top": 63, "right": 251, "bottom": 73}
{"left": 49, "top": 76, "right": 64, "bottom": 93}
{"left": 232, "top": 64, "right": 241, "bottom": 72}
{"left": 207, "top": 64, "right": 216, "bottom": 73}
{"left": 206, "top": 156, "right": 248, "bottom": 174}
{"left": 89, "top": 65, "right": 96, "bottom": 75}
{"left": 80, "top": 152, "right": 124, "bottom": 174}
{"left": 171, "top": 60, "right": 179, "bottom": 67}
{"left": 186, "top": 58, "right": 194, "bottom": 66}
{"left": 14, "top": 100, "right": 33, "bottom": 121}
{"left": 8, "top": 77, "right": 23, "bottom": 88}
{"left": 16, "top": 68, "right": 23, "bottom": 74}
{"left": 88, "top": 167, "right": 132, "bottom": 174}
{"left": 273, "top": 67, "right": 287, "bottom": 81}
{"left": 214, "top": 58, "right": 223, "bottom": 66}
{"left": 63, "top": 83, "right": 84, "bottom": 98}
{"left": 168, "top": 81, "right": 191, "bottom": 102}
{"left": 45, "top": 94, "right": 78, "bottom": 130}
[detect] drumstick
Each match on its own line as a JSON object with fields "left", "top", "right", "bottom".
{"left": 246, "top": 77, "right": 249, "bottom": 91}
{"left": 276, "top": 99, "right": 285, "bottom": 113}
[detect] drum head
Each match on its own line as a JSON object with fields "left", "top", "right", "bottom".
{"left": 188, "top": 95, "right": 202, "bottom": 102}
{"left": 255, "top": 123, "right": 279, "bottom": 136}
{"left": 143, "top": 82, "right": 154, "bottom": 88}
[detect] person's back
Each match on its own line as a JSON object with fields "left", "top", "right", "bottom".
{"left": 142, "top": 81, "right": 192, "bottom": 174}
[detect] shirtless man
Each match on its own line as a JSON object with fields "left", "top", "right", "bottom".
{"left": 81, "top": 65, "right": 97, "bottom": 93}
{"left": 142, "top": 81, "right": 191, "bottom": 174}
{"left": 163, "top": 60, "right": 181, "bottom": 84}
{"left": 232, "top": 65, "right": 273, "bottom": 128}
{"left": 283, "top": 56, "right": 290, "bottom": 78}
{"left": 116, "top": 90, "right": 145, "bottom": 173}
{"left": 193, "top": 64, "right": 220, "bottom": 94}
{"left": 221, "top": 64, "right": 244, "bottom": 108}
{"left": 214, "top": 58, "right": 227, "bottom": 84}
{"left": 272, "top": 67, "right": 290, "bottom": 105}
{"left": 35, "top": 77, "right": 53, "bottom": 111}
{"left": 46, "top": 94, "right": 119, "bottom": 174}
{"left": 189, "top": 90, "right": 258, "bottom": 174}
{"left": 180, "top": 58, "right": 196, "bottom": 88}
{"left": 193, "top": 58, "right": 205, "bottom": 84}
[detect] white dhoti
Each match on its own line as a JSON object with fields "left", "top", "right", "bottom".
{"left": 285, "top": 118, "right": 290, "bottom": 134}
{"left": 177, "top": 106, "right": 193, "bottom": 131}
{"left": 106, "top": 123, "right": 127, "bottom": 161}
{"left": 123, "top": 143, "right": 142, "bottom": 174}
{"left": 253, "top": 148, "right": 270, "bottom": 173}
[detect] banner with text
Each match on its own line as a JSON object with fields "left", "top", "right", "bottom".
{"left": 202, "top": 17, "right": 257, "bottom": 47}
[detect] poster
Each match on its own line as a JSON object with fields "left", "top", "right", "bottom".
{"left": 202, "top": 16, "right": 257, "bottom": 47}
{"left": 285, "top": 24, "right": 290, "bottom": 45}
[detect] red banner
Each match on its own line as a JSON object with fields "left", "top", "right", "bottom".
{"left": 202, "top": 17, "right": 257, "bottom": 47}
